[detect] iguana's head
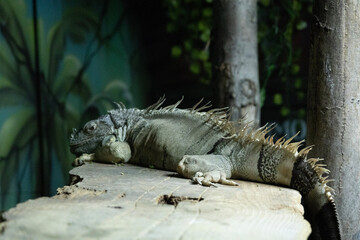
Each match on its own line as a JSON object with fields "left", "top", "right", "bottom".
{"left": 69, "top": 114, "right": 115, "bottom": 156}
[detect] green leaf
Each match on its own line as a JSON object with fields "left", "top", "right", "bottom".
{"left": 280, "top": 106, "right": 290, "bottom": 117}
{"left": 200, "top": 29, "right": 210, "bottom": 42}
{"left": 190, "top": 63, "right": 200, "bottom": 74}
{"left": 296, "top": 21, "right": 307, "bottom": 30}
{"left": 168, "top": 11, "right": 177, "bottom": 21}
{"left": 298, "top": 108, "right": 306, "bottom": 118}
{"left": 79, "top": 80, "right": 131, "bottom": 121}
{"left": 171, "top": 46, "right": 182, "bottom": 57}
{"left": 197, "top": 21, "right": 207, "bottom": 31}
{"left": 297, "top": 91, "right": 305, "bottom": 101}
{"left": 0, "top": 0, "right": 33, "bottom": 57}
{"left": 183, "top": 40, "right": 192, "bottom": 51}
{"left": 0, "top": 0, "right": 34, "bottom": 90}
{"left": 307, "top": 5, "right": 313, "bottom": 14}
{"left": 0, "top": 44, "right": 17, "bottom": 82}
{"left": 62, "top": 7, "right": 98, "bottom": 44}
{"left": 71, "top": 77, "right": 92, "bottom": 103}
{"left": 202, "top": 8, "right": 212, "bottom": 17}
{"left": 273, "top": 93, "right": 283, "bottom": 105}
{"left": 0, "top": 107, "right": 35, "bottom": 157}
{"left": 0, "top": 69, "right": 31, "bottom": 109}
{"left": 282, "top": 1, "right": 295, "bottom": 17}
{"left": 199, "top": 77, "right": 210, "bottom": 84}
{"left": 0, "top": 76, "right": 19, "bottom": 90}
{"left": 266, "top": 65, "right": 276, "bottom": 79}
{"left": 54, "top": 55, "right": 82, "bottom": 97}
{"left": 260, "top": 88, "right": 266, "bottom": 107}
{"left": 293, "top": 1, "right": 302, "bottom": 12}
{"left": 294, "top": 78, "right": 302, "bottom": 88}
{"left": 198, "top": 51, "right": 208, "bottom": 61}
{"left": 46, "top": 22, "right": 65, "bottom": 84}
{"left": 103, "top": 80, "right": 132, "bottom": 104}
{"left": 0, "top": 87, "right": 28, "bottom": 108}
{"left": 86, "top": 80, "right": 130, "bottom": 113}
{"left": 54, "top": 55, "right": 92, "bottom": 103}
{"left": 291, "top": 64, "right": 300, "bottom": 75}
{"left": 260, "top": 0, "right": 270, "bottom": 6}
{"left": 104, "top": 79, "right": 128, "bottom": 93}
{"left": 16, "top": 115, "right": 37, "bottom": 149}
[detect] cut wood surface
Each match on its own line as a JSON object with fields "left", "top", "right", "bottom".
{"left": 0, "top": 163, "right": 311, "bottom": 240}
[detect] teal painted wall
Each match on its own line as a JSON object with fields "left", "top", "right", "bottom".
{"left": 0, "top": 0, "right": 148, "bottom": 210}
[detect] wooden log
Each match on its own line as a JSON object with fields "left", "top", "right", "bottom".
{"left": 0, "top": 163, "right": 311, "bottom": 239}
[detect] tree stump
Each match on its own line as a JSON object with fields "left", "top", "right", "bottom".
{"left": 0, "top": 163, "right": 311, "bottom": 239}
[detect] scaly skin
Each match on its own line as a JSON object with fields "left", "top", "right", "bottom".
{"left": 69, "top": 98, "right": 341, "bottom": 240}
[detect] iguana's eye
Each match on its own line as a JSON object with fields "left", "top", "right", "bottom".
{"left": 84, "top": 121, "right": 97, "bottom": 133}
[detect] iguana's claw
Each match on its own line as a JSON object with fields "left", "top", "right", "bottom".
{"left": 73, "top": 153, "right": 95, "bottom": 166}
{"left": 193, "top": 172, "right": 204, "bottom": 185}
{"left": 192, "top": 170, "right": 238, "bottom": 187}
{"left": 221, "top": 179, "right": 239, "bottom": 186}
{"left": 192, "top": 171, "right": 218, "bottom": 187}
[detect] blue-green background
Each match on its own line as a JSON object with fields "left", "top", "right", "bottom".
{"left": 0, "top": 0, "right": 312, "bottom": 211}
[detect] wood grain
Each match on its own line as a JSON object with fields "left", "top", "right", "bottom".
{"left": 0, "top": 163, "right": 311, "bottom": 239}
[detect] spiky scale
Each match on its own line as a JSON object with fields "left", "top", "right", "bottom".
{"left": 191, "top": 98, "right": 205, "bottom": 112}
{"left": 299, "top": 146, "right": 313, "bottom": 156}
{"left": 275, "top": 136, "right": 286, "bottom": 146}
{"left": 283, "top": 131, "right": 300, "bottom": 146}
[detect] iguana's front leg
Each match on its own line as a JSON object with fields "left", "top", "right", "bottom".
{"left": 73, "top": 135, "right": 131, "bottom": 166}
{"left": 177, "top": 155, "right": 238, "bottom": 187}
{"left": 95, "top": 135, "right": 131, "bottom": 164}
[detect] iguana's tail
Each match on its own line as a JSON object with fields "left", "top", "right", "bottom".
{"left": 290, "top": 155, "right": 341, "bottom": 240}
{"left": 228, "top": 124, "right": 342, "bottom": 239}
{"left": 196, "top": 108, "right": 342, "bottom": 239}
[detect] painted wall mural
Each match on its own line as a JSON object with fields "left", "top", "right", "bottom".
{"left": 0, "top": 0, "right": 147, "bottom": 210}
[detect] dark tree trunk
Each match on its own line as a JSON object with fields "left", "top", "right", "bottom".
{"left": 308, "top": 1, "right": 360, "bottom": 239}
{"left": 211, "top": 0, "right": 260, "bottom": 125}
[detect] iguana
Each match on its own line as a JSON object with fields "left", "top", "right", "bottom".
{"left": 69, "top": 97, "right": 341, "bottom": 240}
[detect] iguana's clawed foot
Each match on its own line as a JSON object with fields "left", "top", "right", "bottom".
{"left": 177, "top": 155, "right": 238, "bottom": 187}
{"left": 73, "top": 153, "right": 95, "bottom": 166}
{"left": 192, "top": 171, "right": 238, "bottom": 187}
{"left": 193, "top": 172, "right": 217, "bottom": 187}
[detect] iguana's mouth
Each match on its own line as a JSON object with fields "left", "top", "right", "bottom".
{"left": 69, "top": 136, "right": 98, "bottom": 147}
{"left": 69, "top": 140, "right": 91, "bottom": 155}
{"left": 69, "top": 132, "right": 116, "bottom": 155}
{"left": 69, "top": 134, "right": 111, "bottom": 146}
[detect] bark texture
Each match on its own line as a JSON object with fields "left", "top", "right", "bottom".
{"left": 211, "top": 0, "right": 260, "bottom": 125}
{"left": 308, "top": 1, "right": 360, "bottom": 239}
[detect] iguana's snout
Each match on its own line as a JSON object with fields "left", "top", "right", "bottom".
{"left": 69, "top": 115, "right": 116, "bottom": 156}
